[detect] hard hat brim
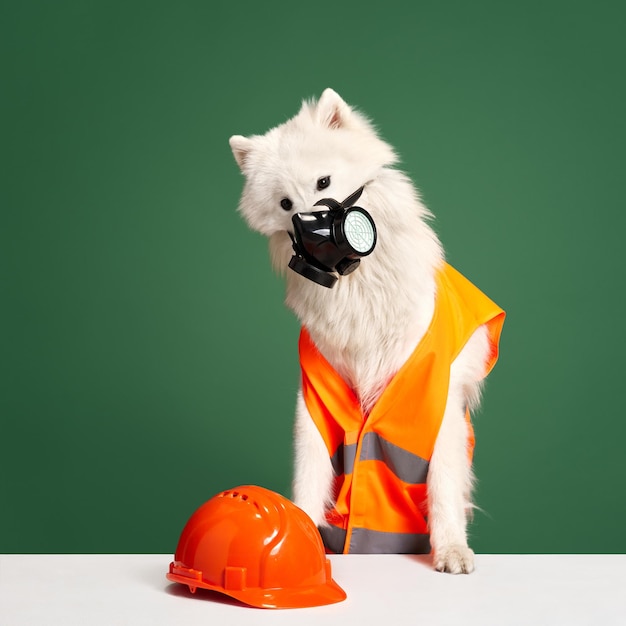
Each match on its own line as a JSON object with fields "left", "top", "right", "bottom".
{"left": 166, "top": 571, "right": 347, "bottom": 609}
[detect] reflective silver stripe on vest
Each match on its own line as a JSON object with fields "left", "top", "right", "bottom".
{"left": 332, "top": 432, "right": 429, "bottom": 484}
{"left": 349, "top": 527, "right": 431, "bottom": 554}
{"left": 359, "top": 432, "right": 429, "bottom": 484}
{"left": 330, "top": 443, "right": 357, "bottom": 476}
{"left": 319, "top": 524, "right": 347, "bottom": 555}
{"left": 319, "top": 524, "right": 431, "bottom": 554}
{"left": 330, "top": 433, "right": 428, "bottom": 485}
{"left": 331, "top": 433, "right": 428, "bottom": 484}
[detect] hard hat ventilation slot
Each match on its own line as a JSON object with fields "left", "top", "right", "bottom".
{"left": 220, "top": 490, "right": 253, "bottom": 503}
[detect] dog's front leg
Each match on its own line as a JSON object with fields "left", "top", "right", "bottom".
{"left": 292, "top": 388, "right": 335, "bottom": 527}
{"left": 427, "top": 326, "right": 489, "bottom": 574}
{"left": 427, "top": 393, "right": 475, "bottom": 573}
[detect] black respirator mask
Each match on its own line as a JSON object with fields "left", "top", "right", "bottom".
{"left": 288, "top": 186, "right": 377, "bottom": 288}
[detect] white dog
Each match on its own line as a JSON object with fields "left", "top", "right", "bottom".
{"left": 229, "top": 89, "right": 504, "bottom": 574}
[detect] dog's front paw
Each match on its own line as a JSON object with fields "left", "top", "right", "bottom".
{"left": 434, "top": 545, "right": 475, "bottom": 574}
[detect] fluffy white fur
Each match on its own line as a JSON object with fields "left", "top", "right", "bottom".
{"left": 230, "top": 89, "right": 491, "bottom": 574}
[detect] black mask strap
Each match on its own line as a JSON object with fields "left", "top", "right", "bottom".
{"left": 314, "top": 185, "right": 365, "bottom": 211}
{"left": 340, "top": 185, "right": 365, "bottom": 208}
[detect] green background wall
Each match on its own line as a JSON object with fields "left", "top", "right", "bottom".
{"left": 2, "top": 0, "right": 625, "bottom": 554}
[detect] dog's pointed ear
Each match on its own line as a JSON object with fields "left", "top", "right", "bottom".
{"left": 315, "top": 88, "right": 352, "bottom": 129}
{"left": 229, "top": 135, "right": 253, "bottom": 171}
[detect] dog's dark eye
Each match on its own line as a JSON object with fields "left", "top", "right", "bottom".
{"left": 280, "top": 198, "right": 293, "bottom": 211}
{"left": 317, "top": 176, "right": 331, "bottom": 191}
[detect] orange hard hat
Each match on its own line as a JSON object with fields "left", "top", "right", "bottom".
{"left": 166, "top": 485, "right": 347, "bottom": 609}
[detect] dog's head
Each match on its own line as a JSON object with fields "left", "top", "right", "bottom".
{"left": 229, "top": 89, "right": 397, "bottom": 240}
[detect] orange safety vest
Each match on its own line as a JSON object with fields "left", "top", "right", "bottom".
{"left": 299, "top": 263, "right": 505, "bottom": 554}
